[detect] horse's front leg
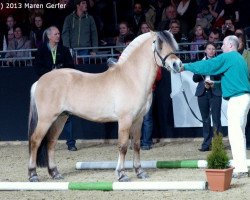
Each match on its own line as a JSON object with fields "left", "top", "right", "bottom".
{"left": 131, "top": 117, "right": 149, "bottom": 179}
{"left": 115, "top": 118, "right": 132, "bottom": 182}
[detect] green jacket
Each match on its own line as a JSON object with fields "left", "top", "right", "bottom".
{"left": 62, "top": 12, "right": 98, "bottom": 50}
{"left": 184, "top": 51, "right": 250, "bottom": 99}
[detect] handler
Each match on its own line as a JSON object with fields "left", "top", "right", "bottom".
{"left": 180, "top": 35, "right": 250, "bottom": 178}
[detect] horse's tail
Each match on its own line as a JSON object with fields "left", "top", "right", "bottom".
{"left": 28, "top": 82, "right": 48, "bottom": 167}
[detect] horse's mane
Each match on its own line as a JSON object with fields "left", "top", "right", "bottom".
{"left": 118, "top": 31, "right": 178, "bottom": 65}
{"left": 157, "top": 31, "right": 179, "bottom": 52}
{"left": 118, "top": 32, "right": 152, "bottom": 64}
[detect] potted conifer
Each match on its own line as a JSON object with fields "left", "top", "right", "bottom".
{"left": 205, "top": 130, "right": 234, "bottom": 192}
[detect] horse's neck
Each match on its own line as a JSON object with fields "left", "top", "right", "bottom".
{"left": 121, "top": 47, "right": 157, "bottom": 93}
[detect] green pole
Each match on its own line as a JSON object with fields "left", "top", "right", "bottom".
{"left": 69, "top": 182, "right": 113, "bottom": 191}
{"left": 156, "top": 160, "right": 199, "bottom": 168}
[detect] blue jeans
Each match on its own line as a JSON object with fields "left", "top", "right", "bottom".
{"left": 64, "top": 117, "right": 76, "bottom": 147}
{"left": 78, "top": 49, "right": 89, "bottom": 64}
{"left": 141, "top": 104, "right": 153, "bottom": 147}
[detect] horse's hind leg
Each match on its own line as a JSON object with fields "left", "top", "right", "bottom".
{"left": 131, "top": 117, "right": 149, "bottom": 179}
{"left": 46, "top": 114, "right": 68, "bottom": 180}
{"left": 29, "top": 121, "right": 52, "bottom": 182}
{"left": 115, "top": 117, "right": 132, "bottom": 182}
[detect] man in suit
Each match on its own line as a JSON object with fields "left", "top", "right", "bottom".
{"left": 34, "top": 26, "right": 77, "bottom": 151}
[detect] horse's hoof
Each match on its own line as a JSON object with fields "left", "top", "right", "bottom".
{"left": 29, "top": 175, "right": 39, "bottom": 182}
{"left": 118, "top": 174, "right": 130, "bottom": 182}
{"left": 137, "top": 171, "right": 149, "bottom": 179}
{"left": 53, "top": 173, "right": 64, "bottom": 180}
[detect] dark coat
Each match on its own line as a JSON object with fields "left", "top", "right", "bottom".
{"left": 193, "top": 74, "right": 222, "bottom": 97}
{"left": 34, "top": 43, "right": 74, "bottom": 77}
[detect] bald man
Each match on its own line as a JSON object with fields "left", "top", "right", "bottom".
{"left": 34, "top": 26, "right": 77, "bottom": 151}
{"left": 181, "top": 35, "right": 250, "bottom": 178}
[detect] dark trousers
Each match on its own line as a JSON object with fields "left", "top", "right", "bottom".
{"left": 64, "top": 116, "right": 76, "bottom": 147}
{"left": 198, "top": 91, "right": 222, "bottom": 149}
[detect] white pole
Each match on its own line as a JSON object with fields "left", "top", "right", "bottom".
{"left": 112, "top": 181, "right": 207, "bottom": 191}
{"left": 0, "top": 182, "right": 69, "bottom": 191}
{"left": 76, "top": 161, "right": 157, "bottom": 169}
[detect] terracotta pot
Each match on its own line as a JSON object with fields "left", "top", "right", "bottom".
{"left": 205, "top": 167, "right": 234, "bottom": 192}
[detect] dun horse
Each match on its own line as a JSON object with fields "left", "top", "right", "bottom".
{"left": 28, "top": 31, "right": 182, "bottom": 182}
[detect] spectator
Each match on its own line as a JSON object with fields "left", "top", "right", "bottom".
{"left": 34, "top": 26, "right": 77, "bottom": 151}
{"left": 144, "top": 1, "right": 156, "bottom": 30}
{"left": 190, "top": 25, "right": 207, "bottom": 61}
{"left": 235, "top": 32, "right": 250, "bottom": 150}
{"left": 152, "top": 0, "right": 168, "bottom": 29}
{"left": 168, "top": 19, "right": 182, "bottom": 43}
{"left": 195, "top": 6, "right": 213, "bottom": 34}
{"left": 27, "top": 0, "right": 44, "bottom": 26}
{"left": 115, "top": 21, "right": 134, "bottom": 53}
{"left": 208, "top": 28, "right": 221, "bottom": 49}
{"left": 176, "top": 0, "right": 198, "bottom": 38}
{"left": 62, "top": 0, "right": 98, "bottom": 64}
{"left": 157, "top": 4, "right": 178, "bottom": 31}
{"left": 221, "top": 17, "right": 235, "bottom": 37}
{"left": 182, "top": 35, "right": 250, "bottom": 178}
{"left": 137, "top": 21, "right": 151, "bottom": 36}
{"left": 193, "top": 42, "right": 222, "bottom": 152}
{"left": 2, "top": 29, "right": 15, "bottom": 52}
{"left": 5, "top": 24, "right": 31, "bottom": 66}
{"left": 205, "top": 0, "right": 225, "bottom": 29}
{"left": 2, "top": 15, "right": 16, "bottom": 50}
{"left": 29, "top": 15, "right": 46, "bottom": 49}
{"left": 217, "top": 0, "right": 239, "bottom": 24}
{"left": 126, "top": 2, "right": 146, "bottom": 34}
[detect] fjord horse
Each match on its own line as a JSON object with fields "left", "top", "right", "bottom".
{"left": 28, "top": 31, "right": 182, "bottom": 182}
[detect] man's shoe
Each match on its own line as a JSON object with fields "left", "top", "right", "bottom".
{"left": 198, "top": 148, "right": 209, "bottom": 152}
{"left": 141, "top": 146, "right": 152, "bottom": 150}
{"left": 232, "top": 172, "right": 249, "bottom": 179}
{"left": 68, "top": 146, "right": 77, "bottom": 151}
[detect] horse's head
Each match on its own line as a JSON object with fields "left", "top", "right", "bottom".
{"left": 153, "top": 31, "right": 182, "bottom": 73}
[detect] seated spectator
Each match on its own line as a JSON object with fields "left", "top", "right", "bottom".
{"left": 27, "top": 0, "right": 44, "bottom": 25}
{"left": 195, "top": 6, "right": 213, "bottom": 34}
{"left": 208, "top": 28, "right": 221, "bottom": 49}
{"left": 115, "top": 21, "right": 134, "bottom": 53}
{"left": 2, "top": 15, "right": 16, "bottom": 51}
{"left": 5, "top": 24, "right": 31, "bottom": 66}
{"left": 29, "top": 15, "right": 46, "bottom": 49}
{"left": 189, "top": 25, "right": 207, "bottom": 61}
{"left": 157, "top": 4, "right": 178, "bottom": 31}
{"left": 2, "top": 29, "right": 14, "bottom": 51}
{"left": 168, "top": 19, "right": 182, "bottom": 43}
{"left": 137, "top": 22, "right": 151, "bottom": 36}
{"left": 221, "top": 17, "right": 235, "bottom": 38}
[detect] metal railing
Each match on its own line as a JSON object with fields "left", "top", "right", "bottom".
{"left": 0, "top": 41, "right": 249, "bottom": 67}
